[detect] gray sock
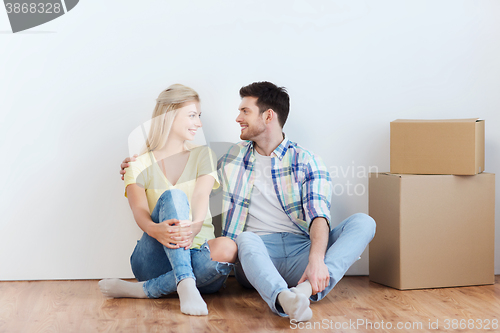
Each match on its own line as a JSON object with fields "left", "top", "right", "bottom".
{"left": 98, "top": 278, "right": 147, "bottom": 298}
{"left": 278, "top": 289, "right": 312, "bottom": 322}
{"left": 177, "top": 278, "right": 208, "bottom": 316}
{"left": 291, "top": 280, "right": 313, "bottom": 299}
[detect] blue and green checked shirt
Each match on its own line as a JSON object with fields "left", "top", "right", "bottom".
{"left": 217, "top": 136, "right": 333, "bottom": 240}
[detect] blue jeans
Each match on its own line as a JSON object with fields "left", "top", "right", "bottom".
{"left": 130, "top": 189, "right": 233, "bottom": 298}
{"left": 235, "top": 213, "right": 376, "bottom": 316}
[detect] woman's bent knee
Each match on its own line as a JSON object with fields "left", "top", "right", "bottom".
{"left": 207, "top": 237, "right": 238, "bottom": 263}
{"left": 159, "top": 189, "right": 188, "bottom": 204}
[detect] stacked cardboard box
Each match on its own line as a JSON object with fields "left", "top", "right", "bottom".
{"left": 369, "top": 119, "right": 495, "bottom": 290}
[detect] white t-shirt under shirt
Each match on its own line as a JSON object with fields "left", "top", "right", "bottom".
{"left": 245, "top": 150, "right": 302, "bottom": 235}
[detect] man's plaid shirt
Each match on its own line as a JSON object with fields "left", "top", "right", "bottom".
{"left": 217, "top": 136, "right": 333, "bottom": 240}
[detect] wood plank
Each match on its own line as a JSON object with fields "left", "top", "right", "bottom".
{"left": 0, "top": 276, "right": 498, "bottom": 333}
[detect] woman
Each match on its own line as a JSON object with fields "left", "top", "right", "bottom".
{"left": 99, "top": 84, "right": 237, "bottom": 316}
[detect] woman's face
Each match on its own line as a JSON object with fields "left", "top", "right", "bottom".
{"left": 170, "top": 101, "right": 202, "bottom": 142}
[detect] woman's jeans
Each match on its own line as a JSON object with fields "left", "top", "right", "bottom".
{"left": 130, "top": 189, "right": 233, "bottom": 298}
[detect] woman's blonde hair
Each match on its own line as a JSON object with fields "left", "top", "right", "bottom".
{"left": 141, "top": 84, "right": 200, "bottom": 154}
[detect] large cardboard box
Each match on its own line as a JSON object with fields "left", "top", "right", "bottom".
{"left": 368, "top": 172, "right": 495, "bottom": 290}
{"left": 390, "top": 119, "right": 485, "bottom": 175}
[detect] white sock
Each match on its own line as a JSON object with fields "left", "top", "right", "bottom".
{"left": 277, "top": 289, "right": 312, "bottom": 322}
{"left": 177, "top": 278, "right": 208, "bottom": 316}
{"left": 98, "top": 279, "right": 147, "bottom": 298}
{"left": 291, "top": 280, "right": 313, "bottom": 299}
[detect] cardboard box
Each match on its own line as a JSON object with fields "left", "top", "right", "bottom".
{"left": 390, "top": 119, "right": 485, "bottom": 175}
{"left": 368, "top": 172, "right": 495, "bottom": 290}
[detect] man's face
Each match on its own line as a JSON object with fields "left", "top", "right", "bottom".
{"left": 236, "top": 96, "right": 266, "bottom": 141}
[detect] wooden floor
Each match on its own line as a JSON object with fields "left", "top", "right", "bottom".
{"left": 0, "top": 276, "right": 499, "bottom": 333}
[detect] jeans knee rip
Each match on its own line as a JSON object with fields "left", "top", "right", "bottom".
{"left": 202, "top": 240, "right": 235, "bottom": 267}
{"left": 216, "top": 262, "right": 233, "bottom": 275}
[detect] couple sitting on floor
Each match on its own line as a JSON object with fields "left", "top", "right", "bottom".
{"left": 99, "top": 81, "right": 376, "bottom": 322}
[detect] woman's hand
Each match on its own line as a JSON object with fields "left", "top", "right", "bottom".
{"left": 174, "top": 220, "right": 196, "bottom": 250}
{"left": 148, "top": 219, "right": 193, "bottom": 249}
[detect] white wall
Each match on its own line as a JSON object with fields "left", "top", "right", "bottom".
{"left": 1, "top": 0, "right": 499, "bottom": 280}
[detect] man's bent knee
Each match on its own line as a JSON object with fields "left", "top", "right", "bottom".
{"left": 352, "top": 213, "right": 376, "bottom": 237}
{"left": 235, "top": 231, "right": 260, "bottom": 247}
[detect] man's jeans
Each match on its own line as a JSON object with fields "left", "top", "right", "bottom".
{"left": 235, "top": 213, "right": 376, "bottom": 316}
{"left": 130, "top": 189, "right": 233, "bottom": 298}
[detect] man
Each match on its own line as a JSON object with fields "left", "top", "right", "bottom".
{"left": 121, "top": 81, "right": 376, "bottom": 322}
{"left": 217, "top": 81, "right": 375, "bottom": 322}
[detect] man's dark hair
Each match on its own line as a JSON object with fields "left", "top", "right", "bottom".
{"left": 239, "top": 81, "right": 290, "bottom": 128}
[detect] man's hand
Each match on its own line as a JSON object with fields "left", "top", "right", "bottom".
{"left": 120, "top": 155, "right": 138, "bottom": 180}
{"left": 299, "top": 216, "right": 331, "bottom": 295}
{"left": 148, "top": 218, "right": 193, "bottom": 249}
{"left": 297, "top": 258, "right": 330, "bottom": 295}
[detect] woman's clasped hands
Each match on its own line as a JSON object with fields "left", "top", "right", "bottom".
{"left": 150, "top": 219, "right": 195, "bottom": 249}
